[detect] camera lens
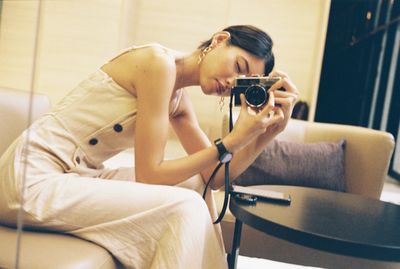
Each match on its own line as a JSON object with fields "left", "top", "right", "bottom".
{"left": 244, "top": 85, "right": 268, "bottom": 107}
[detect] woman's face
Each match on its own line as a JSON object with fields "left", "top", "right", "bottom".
{"left": 199, "top": 40, "right": 266, "bottom": 97}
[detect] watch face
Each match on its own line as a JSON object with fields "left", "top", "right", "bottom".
{"left": 221, "top": 152, "right": 233, "bottom": 163}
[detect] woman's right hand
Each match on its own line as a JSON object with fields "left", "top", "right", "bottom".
{"left": 223, "top": 92, "right": 284, "bottom": 153}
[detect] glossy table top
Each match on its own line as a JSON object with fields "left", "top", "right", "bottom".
{"left": 229, "top": 185, "right": 400, "bottom": 261}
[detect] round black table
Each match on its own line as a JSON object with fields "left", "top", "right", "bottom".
{"left": 227, "top": 185, "right": 400, "bottom": 269}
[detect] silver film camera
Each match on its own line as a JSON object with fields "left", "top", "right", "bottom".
{"left": 232, "top": 76, "right": 281, "bottom": 108}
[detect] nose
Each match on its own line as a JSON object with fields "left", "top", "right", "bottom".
{"left": 226, "top": 78, "right": 234, "bottom": 88}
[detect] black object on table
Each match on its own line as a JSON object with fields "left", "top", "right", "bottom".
{"left": 227, "top": 185, "right": 400, "bottom": 269}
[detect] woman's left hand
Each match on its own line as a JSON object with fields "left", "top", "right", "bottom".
{"left": 257, "top": 70, "right": 299, "bottom": 142}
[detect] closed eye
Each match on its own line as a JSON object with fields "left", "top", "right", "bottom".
{"left": 239, "top": 56, "right": 250, "bottom": 75}
{"left": 236, "top": 62, "right": 241, "bottom": 73}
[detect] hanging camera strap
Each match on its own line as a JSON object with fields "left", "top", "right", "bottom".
{"left": 202, "top": 92, "right": 234, "bottom": 224}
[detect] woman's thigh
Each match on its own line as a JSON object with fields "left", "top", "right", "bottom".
{"left": 99, "top": 166, "right": 219, "bottom": 220}
{"left": 23, "top": 174, "right": 208, "bottom": 230}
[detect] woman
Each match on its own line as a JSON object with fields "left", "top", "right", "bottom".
{"left": 0, "top": 25, "right": 298, "bottom": 268}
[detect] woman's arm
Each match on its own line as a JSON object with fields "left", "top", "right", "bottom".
{"left": 132, "top": 48, "right": 296, "bottom": 186}
{"left": 170, "top": 90, "right": 286, "bottom": 189}
{"left": 210, "top": 70, "right": 299, "bottom": 188}
{"left": 169, "top": 91, "right": 218, "bottom": 183}
{"left": 170, "top": 71, "right": 298, "bottom": 189}
{"left": 133, "top": 48, "right": 224, "bottom": 185}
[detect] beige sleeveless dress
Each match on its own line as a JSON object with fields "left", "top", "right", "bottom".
{"left": 0, "top": 45, "right": 227, "bottom": 269}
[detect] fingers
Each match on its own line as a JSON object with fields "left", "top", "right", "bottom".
{"left": 258, "top": 91, "right": 275, "bottom": 117}
{"left": 270, "top": 107, "right": 285, "bottom": 123}
{"left": 269, "top": 77, "right": 298, "bottom": 96}
{"left": 267, "top": 70, "right": 299, "bottom": 98}
{"left": 269, "top": 69, "right": 290, "bottom": 80}
{"left": 239, "top": 93, "right": 248, "bottom": 112}
{"left": 274, "top": 92, "right": 298, "bottom": 106}
{"left": 266, "top": 71, "right": 298, "bottom": 124}
{"left": 257, "top": 106, "right": 285, "bottom": 135}
{"left": 274, "top": 97, "right": 295, "bottom": 117}
{"left": 261, "top": 107, "right": 285, "bottom": 133}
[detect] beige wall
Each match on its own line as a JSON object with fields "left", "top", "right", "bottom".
{"left": 0, "top": 0, "right": 123, "bottom": 102}
{"left": 0, "top": 0, "right": 330, "bottom": 121}
{"left": 0, "top": 1, "right": 38, "bottom": 91}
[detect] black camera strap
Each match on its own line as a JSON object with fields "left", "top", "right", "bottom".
{"left": 202, "top": 92, "right": 234, "bottom": 224}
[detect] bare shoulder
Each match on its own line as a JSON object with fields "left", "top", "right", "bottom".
{"left": 139, "top": 44, "right": 172, "bottom": 58}
{"left": 131, "top": 44, "right": 176, "bottom": 73}
{"left": 130, "top": 45, "right": 177, "bottom": 91}
{"left": 102, "top": 44, "right": 176, "bottom": 94}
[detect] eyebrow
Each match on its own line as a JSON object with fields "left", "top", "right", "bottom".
{"left": 240, "top": 56, "right": 250, "bottom": 74}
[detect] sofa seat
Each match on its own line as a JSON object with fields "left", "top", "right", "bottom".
{"left": 0, "top": 225, "right": 119, "bottom": 269}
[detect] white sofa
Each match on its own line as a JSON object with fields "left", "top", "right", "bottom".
{"left": 0, "top": 87, "right": 397, "bottom": 269}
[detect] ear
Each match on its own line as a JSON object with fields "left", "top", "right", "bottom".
{"left": 211, "top": 31, "right": 231, "bottom": 46}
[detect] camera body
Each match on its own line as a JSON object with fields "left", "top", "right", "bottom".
{"left": 232, "top": 76, "right": 280, "bottom": 108}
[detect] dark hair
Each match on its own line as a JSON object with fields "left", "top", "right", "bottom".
{"left": 198, "top": 25, "right": 275, "bottom": 75}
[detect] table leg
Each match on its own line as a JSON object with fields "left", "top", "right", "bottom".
{"left": 227, "top": 218, "right": 243, "bottom": 269}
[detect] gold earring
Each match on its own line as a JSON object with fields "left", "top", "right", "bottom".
{"left": 219, "top": 96, "right": 225, "bottom": 112}
{"left": 198, "top": 45, "right": 212, "bottom": 65}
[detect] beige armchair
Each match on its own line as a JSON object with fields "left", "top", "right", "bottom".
{"left": 216, "top": 111, "right": 397, "bottom": 269}
{"left": 0, "top": 88, "right": 120, "bottom": 269}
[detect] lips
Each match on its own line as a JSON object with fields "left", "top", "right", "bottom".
{"left": 216, "top": 80, "right": 224, "bottom": 95}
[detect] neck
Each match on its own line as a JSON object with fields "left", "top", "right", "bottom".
{"left": 174, "top": 50, "right": 201, "bottom": 90}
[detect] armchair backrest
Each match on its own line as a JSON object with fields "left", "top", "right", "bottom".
{"left": 0, "top": 88, "right": 51, "bottom": 156}
{"left": 297, "top": 119, "right": 395, "bottom": 199}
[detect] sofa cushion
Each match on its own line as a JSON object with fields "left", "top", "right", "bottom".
{"left": 234, "top": 139, "right": 346, "bottom": 192}
{"left": 0, "top": 225, "right": 119, "bottom": 269}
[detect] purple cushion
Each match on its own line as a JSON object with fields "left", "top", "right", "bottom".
{"left": 234, "top": 139, "right": 346, "bottom": 192}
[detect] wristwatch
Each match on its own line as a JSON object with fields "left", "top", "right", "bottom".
{"left": 214, "top": 138, "right": 233, "bottom": 163}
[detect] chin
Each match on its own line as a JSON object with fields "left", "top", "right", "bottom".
{"left": 200, "top": 86, "right": 210, "bottom": 96}
{"left": 199, "top": 85, "right": 214, "bottom": 96}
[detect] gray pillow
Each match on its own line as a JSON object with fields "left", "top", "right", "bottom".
{"left": 234, "top": 139, "right": 346, "bottom": 192}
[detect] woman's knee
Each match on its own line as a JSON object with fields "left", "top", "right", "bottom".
{"left": 171, "top": 188, "right": 210, "bottom": 218}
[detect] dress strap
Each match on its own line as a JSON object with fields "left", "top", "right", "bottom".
{"left": 170, "top": 89, "right": 184, "bottom": 117}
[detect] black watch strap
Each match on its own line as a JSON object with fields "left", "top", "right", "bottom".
{"left": 214, "top": 138, "right": 232, "bottom": 163}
